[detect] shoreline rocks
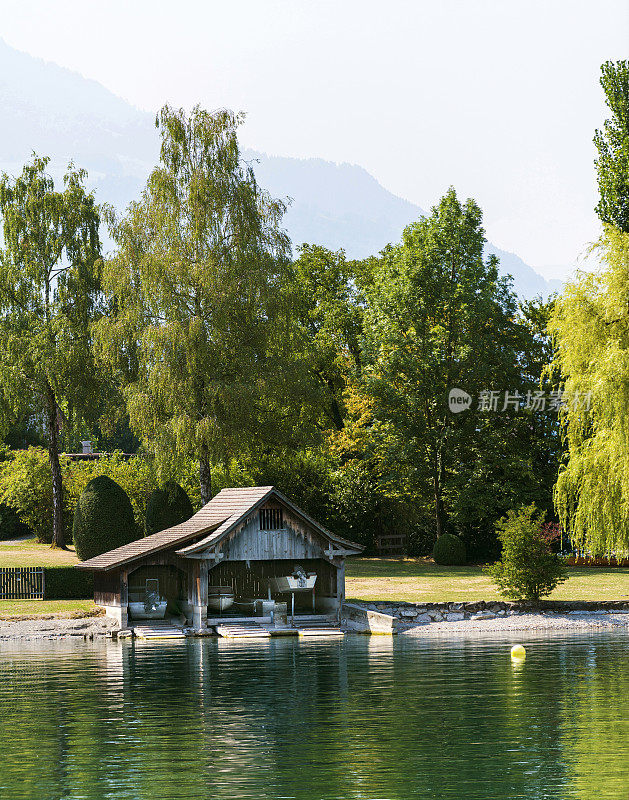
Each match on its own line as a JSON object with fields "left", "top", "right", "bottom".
{"left": 0, "top": 615, "right": 118, "bottom": 641}
{"left": 348, "top": 599, "right": 629, "bottom": 632}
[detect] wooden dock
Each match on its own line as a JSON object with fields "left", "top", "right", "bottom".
{"left": 213, "top": 618, "right": 344, "bottom": 639}
{"left": 215, "top": 623, "right": 272, "bottom": 638}
{"left": 129, "top": 615, "right": 344, "bottom": 641}
{"left": 134, "top": 625, "right": 186, "bottom": 640}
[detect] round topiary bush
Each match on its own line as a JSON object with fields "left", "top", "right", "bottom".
{"left": 73, "top": 475, "right": 138, "bottom": 561}
{"left": 433, "top": 533, "right": 467, "bottom": 565}
{"left": 145, "top": 481, "right": 194, "bottom": 536}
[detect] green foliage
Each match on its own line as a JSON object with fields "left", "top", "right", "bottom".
{"left": 485, "top": 505, "right": 567, "bottom": 601}
{"left": 359, "top": 189, "right": 522, "bottom": 542}
{"left": 292, "top": 244, "right": 363, "bottom": 433}
{"left": 594, "top": 60, "right": 629, "bottom": 232}
{"left": 432, "top": 533, "right": 467, "bottom": 565}
{"left": 65, "top": 452, "right": 160, "bottom": 532}
{"left": 73, "top": 475, "right": 139, "bottom": 561}
{"left": 549, "top": 230, "right": 629, "bottom": 556}
{"left": 0, "top": 447, "right": 201, "bottom": 546}
{"left": 0, "top": 155, "right": 102, "bottom": 547}
{"left": 145, "top": 481, "right": 193, "bottom": 536}
{"left": 44, "top": 566, "right": 93, "bottom": 599}
{"left": 0, "top": 502, "right": 29, "bottom": 540}
{"left": 0, "top": 447, "right": 65, "bottom": 543}
{"left": 97, "top": 105, "right": 292, "bottom": 504}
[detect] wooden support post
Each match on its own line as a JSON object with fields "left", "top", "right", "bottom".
{"left": 190, "top": 560, "right": 208, "bottom": 629}
{"left": 336, "top": 560, "right": 345, "bottom": 622}
{"left": 119, "top": 569, "right": 129, "bottom": 628}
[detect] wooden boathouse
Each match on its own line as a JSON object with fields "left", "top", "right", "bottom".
{"left": 76, "top": 486, "right": 363, "bottom": 630}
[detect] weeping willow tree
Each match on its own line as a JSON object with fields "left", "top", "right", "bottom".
{"left": 548, "top": 228, "right": 629, "bottom": 556}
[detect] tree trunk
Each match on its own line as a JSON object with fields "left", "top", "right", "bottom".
{"left": 433, "top": 479, "right": 445, "bottom": 540}
{"left": 45, "top": 382, "right": 65, "bottom": 549}
{"left": 432, "top": 446, "right": 446, "bottom": 540}
{"left": 199, "top": 450, "right": 212, "bottom": 506}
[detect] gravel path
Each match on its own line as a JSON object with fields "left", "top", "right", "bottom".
{"left": 399, "top": 611, "right": 629, "bottom": 636}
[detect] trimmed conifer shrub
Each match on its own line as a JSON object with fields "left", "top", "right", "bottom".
{"left": 145, "top": 481, "right": 194, "bottom": 536}
{"left": 433, "top": 533, "right": 467, "bottom": 565}
{"left": 73, "top": 475, "right": 138, "bottom": 561}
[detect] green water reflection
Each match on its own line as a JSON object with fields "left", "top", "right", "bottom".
{"left": 0, "top": 633, "right": 626, "bottom": 799}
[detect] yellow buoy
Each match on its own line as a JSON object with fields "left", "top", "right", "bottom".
{"left": 511, "top": 644, "right": 526, "bottom": 660}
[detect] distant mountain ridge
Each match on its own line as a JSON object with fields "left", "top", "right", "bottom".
{"left": 0, "top": 39, "right": 561, "bottom": 298}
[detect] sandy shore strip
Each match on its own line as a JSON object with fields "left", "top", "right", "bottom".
{"left": 0, "top": 615, "right": 119, "bottom": 641}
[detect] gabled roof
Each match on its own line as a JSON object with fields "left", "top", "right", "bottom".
{"left": 175, "top": 486, "right": 362, "bottom": 557}
{"left": 76, "top": 486, "right": 362, "bottom": 572}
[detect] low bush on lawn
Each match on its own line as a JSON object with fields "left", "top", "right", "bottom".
{"left": 433, "top": 533, "right": 467, "bottom": 565}
{"left": 485, "top": 504, "right": 567, "bottom": 601}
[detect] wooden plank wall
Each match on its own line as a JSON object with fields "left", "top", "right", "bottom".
{"left": 209, "top": 557, "right": 337, "bottom": 604}
{"left": 127, "top": 564, "right": 189, "bottom": 600}
{"left": 94, "top": 569, "right": 121, "bottom": 606}
{"left": 220, "top": 512, "right": 329, "bottom": 562}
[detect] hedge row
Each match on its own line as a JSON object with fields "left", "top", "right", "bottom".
{"left": 44, "top": 567, "right": 93, "bottom": 599}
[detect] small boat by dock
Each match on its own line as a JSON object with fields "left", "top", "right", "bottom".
{"left": 207, "top": 586, "right": 235, "bottom": 612}
{"left": 268, "top": 570, "right": 317, "bottom": 594}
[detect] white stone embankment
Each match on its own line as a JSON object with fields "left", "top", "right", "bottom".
{"left": 352, "top": 600, "right": 629, "bottom": 636}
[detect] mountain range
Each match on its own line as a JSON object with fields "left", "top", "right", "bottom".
{"left": 0, "top": 39, "right": 562, "bottom": 298}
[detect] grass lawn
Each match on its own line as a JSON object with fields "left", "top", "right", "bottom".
{"left": 0, "top": 538, "right": 91, "bottom": 618}
{"left": 1, "top": 541, "right": 628, "bottom": 615}
{"left": 345, "top": 558, "right": 629, "bottom": 603}
{"left": 0, "top": 537, "right": 79, "bottom": 567}
{"left": 0, "top": 599, "right": 100, "bottom": 619}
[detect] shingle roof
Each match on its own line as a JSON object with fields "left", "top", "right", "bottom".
{"left": 76, "top": 485, "right": 362, "bottom": 572}
{"left": 176, "top": 486, "right": 362, "bottom": 557}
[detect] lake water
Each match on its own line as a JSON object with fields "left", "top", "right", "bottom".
{"left": 0, "top": 633, "right": 626, "bottom": 800}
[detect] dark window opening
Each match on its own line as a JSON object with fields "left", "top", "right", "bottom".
{"left": 259, "top": 507, "right": 283, "bottom": 530}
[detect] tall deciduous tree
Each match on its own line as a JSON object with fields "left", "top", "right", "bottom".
{"left": 0, "top": 156, "right": 101, "bottom": 547}
{"left": 99, "top": 106, "right": 291, "bottom": 503}
{"left": 292, "top": 244, "right": 363, "bottom": 432}
{"left": 361, "top": 188, "right": 521, "bottom": 541}
{"left": 594, "top": 60, "right": 629, "bottom": 232}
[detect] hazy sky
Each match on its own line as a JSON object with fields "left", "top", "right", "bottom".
{"left": 2, "top": 0, "right": 628, "bottom": 278}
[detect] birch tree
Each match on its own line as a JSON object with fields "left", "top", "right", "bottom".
{"left": 99, "top": 106, "right": 291, "bottom": 504}
{"left": 0, "top": 156, "right": 102, "bottom": 547}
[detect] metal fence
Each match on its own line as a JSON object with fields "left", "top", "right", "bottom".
{"left": 0, "top": 567, "right": 45, "bottom": 600}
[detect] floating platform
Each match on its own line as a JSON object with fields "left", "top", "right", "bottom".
{"left": 215, "top": 624, "right": 272, "bottom": 639}
{"left": 297, "top": 627, "right": 344, "bottom": 637}
{"left": 213, "top": 620, "right": 344, "bottom": 639}
{"left": 134, "top": 626, "right": 186, "bottom": 640}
